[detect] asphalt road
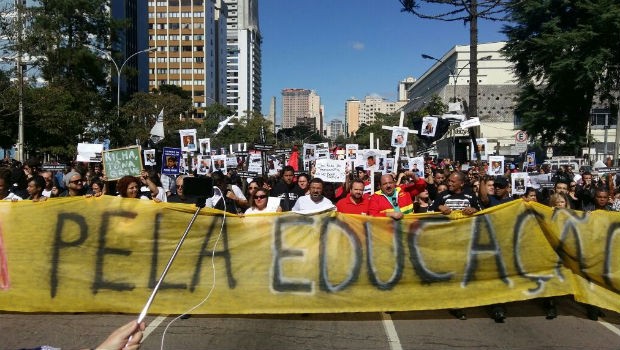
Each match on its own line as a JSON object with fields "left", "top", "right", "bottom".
{"left": 3, "top": 297, "right": 620, "bottom": 350}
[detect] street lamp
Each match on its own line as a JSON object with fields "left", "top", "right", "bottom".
{"left": 87, "top": 45, "right": 157, "bottom": 118}
{"left": 421, "top": 53, "right": 492, "bottom": 103}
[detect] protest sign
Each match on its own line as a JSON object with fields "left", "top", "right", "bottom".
{"left": 143, "top": 149, "right": 156, "bottom": 166}
{"left": 76, "top": 143, "right": 103, "bottom": 163}
{"left": 314, "top": 159, "right": 346, "bottom": 182}
{"left": 102, "top": 146, "right": 142, "bottom": 180}
{"left": 161, "top": 147, "right": 181, "bottom": 176}
{"left": 1, "top": 199, "right": 620, "bottom": 316}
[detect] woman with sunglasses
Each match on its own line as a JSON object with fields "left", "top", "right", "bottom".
{"left": 245, "top": 188, "right": 282, "bottom": 214}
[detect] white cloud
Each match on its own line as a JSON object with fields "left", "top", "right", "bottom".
{"left": 351, "top": 41, "right": 365, "bottom": 50}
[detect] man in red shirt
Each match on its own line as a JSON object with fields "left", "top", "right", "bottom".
{"left": 336, "top": 179, "right": 370, "bottom": 215}
{"left": 368, "top": 174, "right": 414, "bottom": 219}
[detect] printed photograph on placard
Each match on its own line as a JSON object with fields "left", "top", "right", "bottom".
{"left": 197, "top": 155, "right": 211, "bottom": 175}
{"left": 420, "top": 116, "right": 438, "bottom": 137}
{"left": 212, "top": 154, "right": 227, "bottom": 175}
{"left": 143, "top": 149, "right": 156, "bottom": 166}
{"left": 303, "top": 144, "right": 316, "bottom": 162}
{"left": 526, "top": 152, "right": 536, "bottom": 168}
{"left": 488, "top": 155, "right": 505, "bottom": 176}
{"left": 346, "top": 144, "right": 358, "bottom": 160}
{"left": 511, "top": 172, "right": 529, "bottom": 195}
{"left": 384, "top": 158, "right": 395, "bottom": 174}
{"left": 391, "top": 127, "right": 409, "bottom": 148}
{"left": 470, "top": 138, "right": 488, "bottom": 160}
{"left": 399, "top": 157, "right": 410, "bottom": 170}
{"left": 316, "top": 147, "right": 329, "bottom": 160}
{"left": 161, "top": 147, "right": 181, "bottom": 176}
{"left": 179, "top": 129, "right": 197, "bottom": 153}
{"left": 363, "top": 150, "right": 379, "bottom": 171}
{"left": 409, "top": 156, "right": 425, "bottom": 177}
{"left": 198, "top": 138, "right": 211, "bottom": 155}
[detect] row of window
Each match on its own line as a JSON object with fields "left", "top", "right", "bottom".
{"left": 149, "top": 68, "right": 205, "bottom": 74}
{"left": 150, "top": 57, "right": 205, "bottom": 63}
{"left": 148, "top": 0, "right": 204, "bottom": 5}
{"left": 149, "top": 23, "right": 205, "bottom": 30}
{"left": 155, "top": 45, "right": 204, "bottom": 52}
{"left": 149, "top": 80, "right": 206, "bottom": 85}
{"left": 150, "top": 34, "right": 205, "bottom": 41}
{"left": 149, "top": 12, "right": 205, "bottom": 18}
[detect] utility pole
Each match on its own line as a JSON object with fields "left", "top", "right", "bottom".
{"left": 15, "top": 0, "right": 25, "bottom": 162}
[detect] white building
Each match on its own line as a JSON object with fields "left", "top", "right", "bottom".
{"left": 222, "top": 0, "right": 261, "bottom": 119}
{"left": 345, "top": 96, "right": 406, "bottom": 136}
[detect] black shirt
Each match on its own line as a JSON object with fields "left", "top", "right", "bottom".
{"left": 430, "top": 190, "right": 482, "bottom": 212}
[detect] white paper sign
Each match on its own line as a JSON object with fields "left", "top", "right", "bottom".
{"left": 460, "top": 117, "right": 480, "bottom": 129}
{"left": 314, "top": 159, "right": 346, "bottom": 183}
{"left": 76, "top": 143, "right": 104, "bottom": 162}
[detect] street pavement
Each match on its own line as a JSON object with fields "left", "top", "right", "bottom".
{"left": 2, "top": 296, "right": 620, "bottom": 349}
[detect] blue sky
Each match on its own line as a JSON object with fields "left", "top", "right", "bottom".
{"left": 259, "top": 1, "right": 507, "bottom": 124}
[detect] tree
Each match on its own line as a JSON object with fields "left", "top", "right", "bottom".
{"left": 502, "top": 0, "right": 620, "bottom": 155}
{"left": 399, "top": 0, "right": 508, "bottom": 159}
{"left": 411, "top": 94, "right": 448, "bottom": 118}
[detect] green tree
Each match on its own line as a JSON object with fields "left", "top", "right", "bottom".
{"left": 502, "top": 0, "right": 620, "bottom": 155}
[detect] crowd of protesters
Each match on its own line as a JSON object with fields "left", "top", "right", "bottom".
{"left": 1, "top": 154, "right": 616, "bottom": 322}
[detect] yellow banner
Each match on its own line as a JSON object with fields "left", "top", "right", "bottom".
{"left": 0, "top": 197, "right": 618, "bottom": 315}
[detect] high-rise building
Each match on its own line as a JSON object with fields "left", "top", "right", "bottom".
{"left": 147, "top": 0, "right": 225, "bottom": 118}
{"left": 345, "top": 96, "right": 405, "bottom": 136}
{"left": 327, "top": 119, "right": 344, "bottom": 140}
{"left": 398, "top": 77, "right": 416, "bottom": 102}
{"left": 222, "top": 0, "right": 261, "bottom": 118}
{"left": 344, "top": 98, "right": 360, "bottom": 136}
{"left": 281, "top": 88, "right": 321, "bottom": 130}
{"left": 267, "top": 96, "right": 276, "bottom": 132}
{"left": 112, "top": 0, "right": 149, "bottom": 98}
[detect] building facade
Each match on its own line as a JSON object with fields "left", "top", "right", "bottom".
{"left": 404, "top": 42, "right": 521, "bottom": 158}
{"left": 147, "top": 0, "right": 225, "bottom": 117}
{"left": 327, "top": 119, "right": 344, "bottom": 140}
{"left": 345, "top": 96, "right": 406, "bottom": 136}
{"left": 222, "top": 0, "right": 261, "bottom": 118}
{"left": 281, "top": 88, "right": 322, "bottom": 131}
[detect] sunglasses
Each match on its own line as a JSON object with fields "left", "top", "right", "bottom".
{"left": 70, "top": 179, "right": 83, "bottom": 184}
{"left": 254, "top": 195, "right": 267, "bottom": 200}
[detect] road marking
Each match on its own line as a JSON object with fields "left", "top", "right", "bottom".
{"left": 143, "top": 315, "right": 168, "bottom": 340}
{"left": 599, "top": 319, "right": 620, "bottom": 337}
{"left": 381, "top": 312, "right": 403, "bottom": 350}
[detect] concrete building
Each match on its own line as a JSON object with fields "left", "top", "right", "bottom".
{"left": 327, "top": 119, "right": 344, "bottom": 140}
{"left": 281, "top": 88, "right": 322, "bottom": 131}
{"left": 404, "top": 42, "right": 521, "bottom": 160}
{"left": 222, "top": 0, "right": 262, "bottom": 118}
{"left": 345, "top": 96, "right": 406, "bottom": 136}
{"left": 147, "top": 0, "right": 224, "bottom": 117}
{"left": 398, "top": 77, "right": 416, "bottom": 102}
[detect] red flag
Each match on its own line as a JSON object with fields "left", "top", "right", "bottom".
{"left": 288, "top": 146, "right": 299, "bottom": 171}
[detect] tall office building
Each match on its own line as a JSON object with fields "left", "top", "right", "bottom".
{"left": 345, "top": 98, "right": 360, "bottom": 136}
{"left": 281, "top": 88, "right": 321, "bottom": 130}
{"left": 112, "top": 0, "right": 149, "bottom": 98}
{"left": 147, "top": 0, "right": 225, "bottom": 118}
{"left": 267, "top": 96, "right": 276, "bottom": 132}
{"left": 327, "top": 119, "right": 344, "bottom": 140}
{"left": 345, "top": 96, "right": 405, "bottom": 136}
{"left": 222, "top": 0, "right": 262, "bottom": 118}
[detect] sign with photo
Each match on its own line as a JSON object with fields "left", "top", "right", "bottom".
{"left": 247, "top": 151, "right": 263, "bottom": 173}
{"left": 197, "top": 155, "right": 211, "bottom": 175}
{"left": 511, "top": 172, "right": 529, "bottom": 196}
{"left": 391, "top": 127, "right": 409, "bottom": 148}
{"left": 179, "top": 129, "right": 197, "bottom": 153}
{"left": 346, "top": 144, "right": 358, "bottom": 160}
{"left": 161, "top": 147, "right": 181, "bottom": 176}
{"left": 488, "top": 155, "right": 505, "bottom": 176}
{"left": 143, "top": 149, "right": 156, "bottom": 166}
{"left": 212, "top": 154, "right": 227, "bottom": 174}
{"left": 384, "top": 158, "right": 395, "bottom": 174}
{"left": 409, "top": 157, "right": 425, "bottom": 178}
{"left": 470, "top": 138, "right": 488, "bottom": 160}
{"left": 362, "top": 150, "right": 380, "bottom": 172}
{"left": 303, "top": 144, "right": 316, "bottom": 161}
{"left": 198, "top": 138, "right": 211, "bottom": 155}
{"left": 420, "top": 116, "right": 438, "bottom": 137}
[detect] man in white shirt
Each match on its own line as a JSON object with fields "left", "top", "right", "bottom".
{"left": 292, "top": 178, "right": 335, "bottom": 214}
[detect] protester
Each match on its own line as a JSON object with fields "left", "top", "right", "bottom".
{"left": 521, "top": 187, "right": 538, "bottom": 202}
{"left": 40, "top": 170, "right": 56, "bottom": 198}
{"left": 576, "top": 171, "right": 596, "bottom": 209}
{"left": 297, "top": 173, "right": 311, "bottom": 195}
{"left": 548, "top": 193, "right": 567, "bottom": 209}
{"left": 292, "top": 178, "right": 335, "bottom": 213}
{"left": 368, "top": 174, "right": 414, "bottom": 219}
{"left": 205, "top": 171, "right": 238, "bottom": 214}
{"left": 117, "top": 176, "right": 143, "bottom": 199}
{"left": 87, "top": 178, "right": 106, "bottom": 197}
{"left": 270, "top": 166, "right": 305, "bottom": 211}
{"left": 336, "top": 179, "right": 369, "bottom": 215}
{"left": 428, "top": 170, "right": 481, "bottom": 321}
{"left": 583, "top": 187, "right": 613, "bottom": 211}
{"left": 167, "top": 175, "right": 193, "bottom": 204}
{"left": 488, "top": 176, "right": 513, "bottom": 206}
{"left": 59, "top": 170, "right": 86, "bottom": 197}
{"left": 0, "top": 168, "right": 21, "bottom": 201}
{"left": 25, "top": 175, "right": 47, "bottom": 201}
{"left": 139, "top": 170, "right": 167, "bottom": 202}
{"left": 245, "top": 188, "right": 282, "bottom": 214}
{"left": 413, "top": 188, "right": 432, "bottom": 213}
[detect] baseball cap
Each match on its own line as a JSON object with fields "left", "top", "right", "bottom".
{"left": 493, "top": 176, "right": 509, "bottom": 188}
